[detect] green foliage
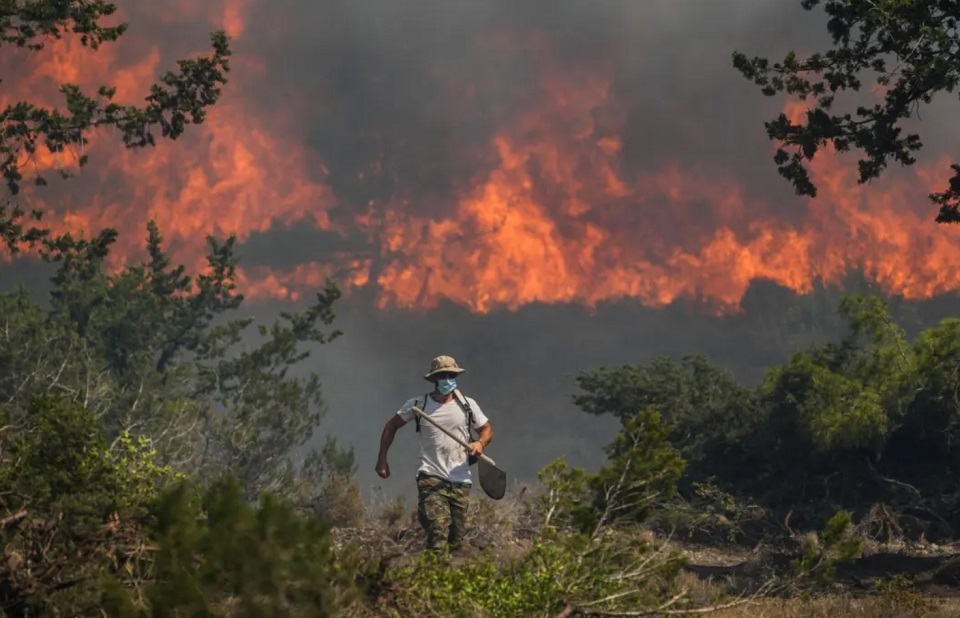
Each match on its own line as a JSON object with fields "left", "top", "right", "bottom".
{"left": 0, "top": 2, "right": 232, "bottom": 254}
{"left": 756, "top": 294, "right": 917, "bottom": 488}
{"left": 574, "top": 355, "right": 762, "bottom": 476}
{"left": 0, "top": 395, "right": 177, "bottom": 616}
{"left": 589, "top": 408, "right": 687, "bottom": 528}
{"left": 535, "top": 457, "right": 592, "bottom": 533}
{"left": 101, "top": 479, "right": 358, "bottom": 617}
{"left": 906, "top": 316, "right": 960, "bottom": 440}
{"left": 0, "top": 397, "right": 359, "bottom": 617}
{"left": 731, "top": 0, "right": 960, "bottom": 221}
{"left": 535, "top": 408, "right": 685, "bottom": 535}
{"left": 387, "top": 548, "right": 568, "bottom": 618}
{"left": 573, "top": 292, "right": 960, "bottom": 536}
{"left": 792, "top": 510, "right": 863, "bottom": 588}
{"left": 386, "top": 446, "right": 690, "bottom": 618}
{"left": 112, "top": 429, "right": 186, "bottom": 508}
{"left": 0, "top": 2, "right": 230, "bottom": 184}
{"left": 2, "top": 395, "right": 174, "bottom": 528}
{"left": 762, "top": 352, "right": 889, "bottom": 454}
{"left": 0, "top": 220, "right": 351, "bottom": 502}
{"left": 388, "top": 522, "right": 686, "bottom": 618}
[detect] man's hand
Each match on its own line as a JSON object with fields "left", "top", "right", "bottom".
{"left": 376, "top": 459, "right": 390, "bottom": 479}
{"left": 468, "top": 441, "right": 484, "bottom": 457}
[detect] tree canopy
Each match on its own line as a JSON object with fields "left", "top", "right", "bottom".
{"left": 0, "top": 0, "right": 231, "bottom": 250}
{"left": 732, "top": 0, "right": 960, "bottom": 222}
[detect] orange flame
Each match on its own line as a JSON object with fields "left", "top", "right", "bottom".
{"left": 5, "top": 5, "right": 960, "bottom": 314}
{"left": 2, "top": 1, "right": 339, "bottom": 290}
{"left": 365, "top": 65, "right": 960, "bottom": 313}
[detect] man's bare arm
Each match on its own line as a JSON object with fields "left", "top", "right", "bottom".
{"left": 376, "top": 415, "right": 407, "bottom": 478}
{"left": 470, "top": 422, "right": 493, "bottom": 455}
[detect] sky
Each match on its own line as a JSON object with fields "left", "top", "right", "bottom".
{"left": 5, "top": 0, "right": 960, "bottom": 504}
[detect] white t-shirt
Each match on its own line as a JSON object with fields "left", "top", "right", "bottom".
{"left": 396, "top": 393, "right": 490, "bottom": 484}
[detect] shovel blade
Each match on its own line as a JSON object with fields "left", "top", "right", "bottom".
{"left": 478, "top": 456, "right": 507, "bottom": 500}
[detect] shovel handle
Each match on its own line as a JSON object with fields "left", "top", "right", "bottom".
{"left": 411, "top": 406, "right": 496, "bottom": 467}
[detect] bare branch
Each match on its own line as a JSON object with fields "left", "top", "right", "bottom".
{"left": 1, "top": 508, "right": 27, "bottom": 528}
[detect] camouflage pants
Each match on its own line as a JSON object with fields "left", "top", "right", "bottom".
{"left": 416, "top": 472, "right": 471, "bottom": 551}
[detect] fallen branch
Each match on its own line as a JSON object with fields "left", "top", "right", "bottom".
{"left": 865, "top": 458, "right": 922, "bottom": 500}
{"left": 573, "top": 579, "right": 778, "bottom": 617}
{"left": 864, "top": 458, "right": 953, "bottom": 532}
{"left": 1, "top": 509, "right": 27, "bottom": 528}
{"left": 578, "top": 596, "right": 762, "bottom": 617}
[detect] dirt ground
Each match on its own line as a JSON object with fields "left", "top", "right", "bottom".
{"left": 673, "top": 537, "right": 960, "bottom": 617}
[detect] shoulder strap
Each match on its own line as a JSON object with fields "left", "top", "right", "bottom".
{"left": 414, "top": 393, "right": 429, "bottom": 433}
{"left": 454, "top": 389, "right": 478, "bottom": 465}
{"left": 453, "top": 388, "right": 475, "bottom": 437}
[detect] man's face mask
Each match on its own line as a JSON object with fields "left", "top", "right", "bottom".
{"left": 436, "top": 377, "right": 457, "bottom": 395}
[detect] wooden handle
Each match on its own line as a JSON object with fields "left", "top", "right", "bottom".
{"left": 411, "top": 406, "right": 496, "bottom": 466}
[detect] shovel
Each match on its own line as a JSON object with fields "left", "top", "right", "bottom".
{"left": 411, "top": 406, "right": 507, "bottom": 500}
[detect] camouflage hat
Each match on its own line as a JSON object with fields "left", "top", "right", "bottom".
{"left": 423, "top": 355, "right": 466, "bottom": 381}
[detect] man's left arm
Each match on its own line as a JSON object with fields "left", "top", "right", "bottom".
{"left": 470, "top": 422, "right": 493, "bottom": 456}
{"left": 467, "top": 398, "right": 493, "bottom": 456}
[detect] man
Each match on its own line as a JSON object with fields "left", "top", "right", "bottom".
{"left": 376, "top": 355, "right": 494, "bottom": 553}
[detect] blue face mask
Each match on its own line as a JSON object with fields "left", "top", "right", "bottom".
{"left": 436, "top": 377, "right": 457, "bottom": 395}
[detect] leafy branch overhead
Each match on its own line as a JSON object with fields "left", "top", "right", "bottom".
{"left": 732, "top": 0, "right": 960, "bottom": 222}
{"left": 0, "top": 0, "right": 232, "bottom": 244}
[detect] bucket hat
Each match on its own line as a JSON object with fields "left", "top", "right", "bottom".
{"left": 423, "top": 355, "right": 466, "bottom": 381}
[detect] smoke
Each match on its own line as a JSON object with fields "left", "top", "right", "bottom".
{"left": 5, "top": 0, "right": 960, "bottom": 502}
{"left": 236, "top": 1, "right": 827, "bottom": 199}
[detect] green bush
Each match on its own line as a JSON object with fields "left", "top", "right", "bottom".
{"left": 387, "top": 547, "right": 567, "bottom": 618}
{"left": 574, "top": 355, "right": 763, "bottom": 478}
{"left": 0, "top": 395, "right": 178, "bottom": 616}
{"left": 387, "top": 530, "right": 685, "bottom": 618}
{"left": 101, "top": 479, "right": 359, "bottom": 617}
{"left": 535, "top": 408, "right": 686, "bottom": 535}
{"left": 792, "top": 510, "right": 863, "bottom": 589}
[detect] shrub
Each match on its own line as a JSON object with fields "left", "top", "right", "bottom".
{"left": 792, "top": 510, "right": 863, "bottom": 589}
{"left": 386, "top": 528, "right": 686, "bottom": 618}
{"left": 101, "top": 479, "right": 360, "bottom": 617}
{"left": 0, "top": 396, "right": 179, "bottom": 615}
